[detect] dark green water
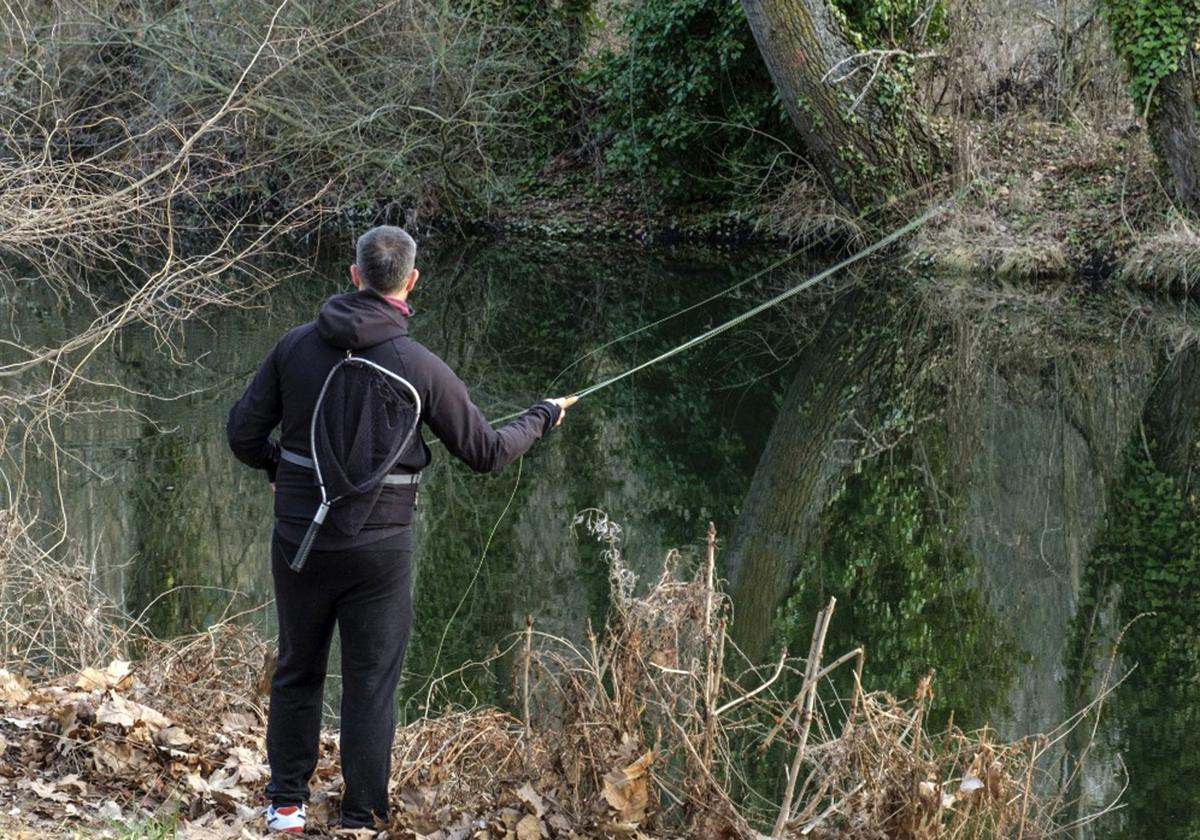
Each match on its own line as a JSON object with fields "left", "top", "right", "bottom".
{"left": 8, "top": 239, "right": 1199, "bottom": 838}
{"left": 10, "top": 238, "right": 793, "bottom": 707}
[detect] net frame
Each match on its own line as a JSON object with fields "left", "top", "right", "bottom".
{"left": 289, "top": 354, "right": 422, "bottom": 572}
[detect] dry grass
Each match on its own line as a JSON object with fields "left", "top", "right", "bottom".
{"left": 1121, "top": 223, "right": 1200, "bottom": 296}
{"left": 907, "top": 117, "right": 1172, "bottom": 282}
{"left": 758, "top": 170, "right": 869, "bottom": 250}
{"left": 0, "top": 503, "right": 1120, "bottom": 838}
{"left": 0, "top": 500, "right": 136, "bottom": 675}
{"left": 376, "top": 515, "right": 1115, "bottom": 840}
{"left": 911, "top": 206, "right": 1070, "bottom": 280}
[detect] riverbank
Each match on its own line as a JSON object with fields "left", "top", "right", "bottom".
{"left": 479, "top": 116, "right": 1197, "bottom": 298}
{"left": 911, "top": 117, "right": 1197, "bottom": 294}
{"left": 0, "top": 520, "right": 1080, "bottom": 840}
{"left": 6, "top": 2, "right": 1197, "bottom": 309}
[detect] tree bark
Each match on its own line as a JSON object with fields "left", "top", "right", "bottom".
{"left": 727, "top": 297, "right": 885, "bottom": 658}
{"left": 1143, "top": 343, "right": 1200, "bottom": 494}
{"left": 1148, "top": 52, "right": 1200, "bottom": 214}
{"left": 740, "top": 0, "right": 941, "bottom": 207}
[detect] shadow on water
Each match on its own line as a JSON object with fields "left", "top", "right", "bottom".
{"left": 7, "top": 239, "right": 1200, "bottom": 838}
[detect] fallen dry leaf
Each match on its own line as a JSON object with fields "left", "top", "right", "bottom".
{"left": 155, "top": 725, "right": 194, "bottom": 749}
{"left": 91, "top": 739, "right": 149, "bottom": 774}
{"left": 515, "top": 813, "right": 544, "bottom": 840}
{"left": 55, "top": 774, "right": 87, "bottom": 796}
{"left": 220, "top": 711, "right": 257, "bottom": 733}
{"left": 106, "top": 660, "right": 133, "bottom": 686}
{"left": 96, "top": 692, "right": 172, "bottom": 732}
{"left": 987, "top": 760, "right": 1004, "bottom": 799}
{"left": 26, "top": 778, "right": 69, "bottom": 803}
{"left": 224, "top": 746, "right": 267, "bottom": 782}
{"left": 74, "top": 660, "right": 132, "bottom": 692}
{"left": 2, "top": 716, "right": 37, "bottom": 730}
{"left": 602, "top": 750, "right": 654, "bottom": 824}
{"left": 52, "top": 702, "right": 83, "bottom": 743}
{"left": 95, "top": 694, "right": 137, "bottom": 728}
{"left": 0, "top": 671, "right": 30, "bottom": 704}
{"left": 515, "top": 782, "right": 545, "bottom": 817}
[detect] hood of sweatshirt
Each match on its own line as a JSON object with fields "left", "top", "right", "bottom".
{"left": 316, "top": 288, "right": 410, "bottom": 350}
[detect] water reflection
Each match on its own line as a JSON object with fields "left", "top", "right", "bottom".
{"left": 14, "top": 238, "right": 791, "bottom": 712}
{"left": 726, "top": 283, "right": 1199, "bottom": 838}
{"left": 7, "top": 242, "right": 1198, "bottom": 838}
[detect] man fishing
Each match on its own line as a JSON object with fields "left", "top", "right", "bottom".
{"left": 226, "top": 226, "right": 576, "bottom": 835}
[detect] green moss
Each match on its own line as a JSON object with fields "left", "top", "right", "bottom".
{"left": 1070, "top": 453, "right": 1200, "bottom": 839}
{"left": 774, "top": 440, "right": 1020, "bottom": 730}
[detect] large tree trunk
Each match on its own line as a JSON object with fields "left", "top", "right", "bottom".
{"left": 740, "top": 0, "right": 941, "bottom": 207}
{"left": 1143, "top": 342, "right": 1200, "bottom": 493}
{"left": 726, "top": 297, "right": 887, "bottom": 658}
{"left": 1149, "top": 52, "right": 1200, "bottom": 214}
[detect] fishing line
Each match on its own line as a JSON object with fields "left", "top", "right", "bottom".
{"left": 419, "top": 202, "right": 944, "bottom": 688}
{"left": 489, "top": 200, "right": 945, "bottom": 424}
{"left": 420, "top": 455, "right": 524, "bottom": 710}
{"left": 545, "top": 246, "right": 815, "bottom": 393}
{"left": 570, "top": 202, "right": 941, "bottom": 399}
{"left": 541, "top": 183, "right": 945, "bottom": 394}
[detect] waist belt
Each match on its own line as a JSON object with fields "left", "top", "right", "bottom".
{"left": 280, "top": 448, "right": 422, "bottom": 486}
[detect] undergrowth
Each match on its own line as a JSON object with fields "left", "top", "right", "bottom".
{"left": 0, "top": 503, "right": 1114, "bottom": 839}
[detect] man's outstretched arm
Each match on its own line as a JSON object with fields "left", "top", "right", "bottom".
{"left": 422, "top": 353, "right": 574, "bottom": 473}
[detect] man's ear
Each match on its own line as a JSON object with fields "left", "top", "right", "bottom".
{"left": 350, "top": 264, "right": 362, "bottom": 289}
{"left": 406, "top": 268, "right": 420, "bottom": 294}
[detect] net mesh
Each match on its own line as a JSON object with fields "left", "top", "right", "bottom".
{"left": 311, "top": 358, "right": 420, "bottom": 535}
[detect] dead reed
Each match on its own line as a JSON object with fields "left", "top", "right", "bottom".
{"left": 1121, "top": 223, "right": 1200, "bottom": 296}
{"left": 398, "top": 516, "right": 1113, "bottom": 840}
{"left": 0, "top": 500, "right": 135, "bottom": 675}
{"left": 0, "top": 511, "right": 1117, "bottom": 838}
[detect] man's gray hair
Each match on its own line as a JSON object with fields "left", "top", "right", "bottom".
{"left": 355, "top": 226, "right": 416, "bottom": 294}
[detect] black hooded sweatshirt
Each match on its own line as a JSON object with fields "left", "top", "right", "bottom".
{"left": 227, "top": 288, "right": 560, "bottom": 549}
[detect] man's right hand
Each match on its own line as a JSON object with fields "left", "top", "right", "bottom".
{"left": 546, "top": 396, "right": 579, "bottom": 427}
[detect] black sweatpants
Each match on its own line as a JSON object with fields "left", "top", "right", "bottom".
{"left": 265, "top": 527, "right": 414, "bottom": 828}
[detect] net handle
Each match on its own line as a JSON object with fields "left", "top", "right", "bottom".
{"left": 288, "top": 501, "right": 329, "bottom": 572}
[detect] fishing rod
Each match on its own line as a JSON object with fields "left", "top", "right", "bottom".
{"left": 543, "top": 245, "right": 817, "bottom": 394}
{"left": 541, "top": 175, "right": 958, "bottom": 396}
{"left": 488, "top": 199, "right": 946, "bottom": 424}
{"left": 413, "top": 200, "right": 947, "bottom": 700}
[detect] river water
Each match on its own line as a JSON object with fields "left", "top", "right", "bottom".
{"left": 8, "top": 238, "right": 1198, "bottom": 838}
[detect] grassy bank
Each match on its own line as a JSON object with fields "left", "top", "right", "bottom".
{"left": 487, "top": 115, "right": 1197, "bottom": 300}
{"left": 911, "top": 118, "right": 1198, "bottom": 294}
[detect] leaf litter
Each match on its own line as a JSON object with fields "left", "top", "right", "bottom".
{"left": 0, "top": 519, "right": 1121, "bottom": 838}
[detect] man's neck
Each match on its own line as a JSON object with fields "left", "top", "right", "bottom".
{"left": 378, "top": 293, "right": 412, "bottom": 316}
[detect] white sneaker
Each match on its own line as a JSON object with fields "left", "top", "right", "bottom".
{"left": 266, "top": 802, "right": 306, "bottom": 835}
